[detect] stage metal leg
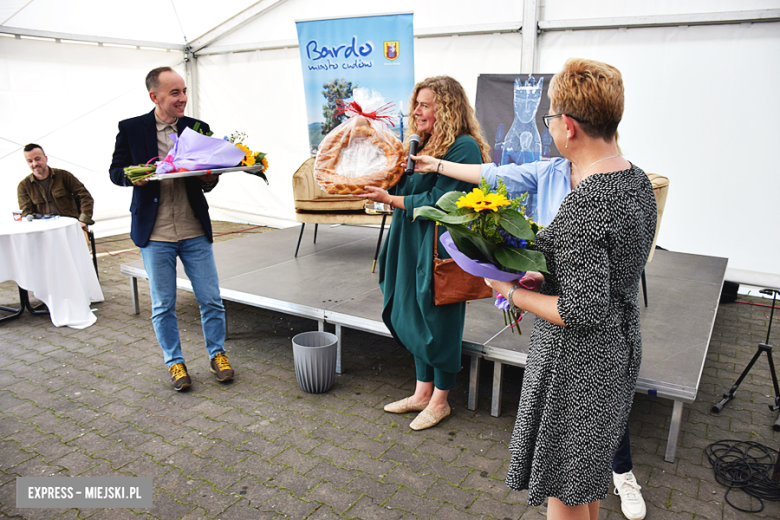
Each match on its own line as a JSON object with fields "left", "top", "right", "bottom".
{"left": 130, "top": 277, "right": 140, "bottom": 315}
{"left": 468, "top": 355, "right": 480, "bottom": 411}
{"left": 335, "top": 324, "right": 342, "bottom": 374}
{"left": 372, "top": 214, "right": 388, "bottom": 273}
{"left": 313, "top": 224, "right": 318, "bottom": 244}
{"left": 641, "top": 268, "right": 648, "bottom": 307}
{"left": 294, "top": 224, "right": 305, "bottom": 257}
{"left": 664, "top": 400, "right": 684, "bottom": 463}
{"left": 491, "top": 361, "right": 504, "bottom": 417}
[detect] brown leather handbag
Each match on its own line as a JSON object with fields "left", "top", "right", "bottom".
{"left": 432, "top": 224, "right": 493, "bottom": 305}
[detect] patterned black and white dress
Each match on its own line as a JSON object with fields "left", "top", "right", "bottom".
{"left": 505, "top": 165, "right": 657, "bottom": 507}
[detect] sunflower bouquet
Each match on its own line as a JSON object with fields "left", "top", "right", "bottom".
{"left": 122, "top": 127, "right": 269, "bottom": 184}
{"left": 225, "top": 131, "right": 269, "bottom": 179}
{"left": 414, "top": 178, "right": 548, "bottom": 330}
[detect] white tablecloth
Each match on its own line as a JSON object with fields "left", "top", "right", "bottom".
{"left": 0, "top": 216, "right": 104, "bottom": 328}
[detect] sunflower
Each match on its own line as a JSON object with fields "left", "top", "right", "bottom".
{"left": 235, "top": 142, "right": 256, "bottom": 166}
{"left": 456, "top": 188, "right": 510, "bottom": 212}
{"left": 261, "top": 156, "right": 269, "bottom": 172}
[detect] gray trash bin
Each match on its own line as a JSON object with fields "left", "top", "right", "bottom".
{"left": 292, "top": 331, "right": 338, "bottom": 393}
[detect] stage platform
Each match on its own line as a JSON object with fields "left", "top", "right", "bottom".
{"left": 121, "top": 224, "right": 727, "bottom": 463}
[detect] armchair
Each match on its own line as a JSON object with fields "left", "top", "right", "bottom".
{"left": 641, "top": 173, "right": 670, "bottom": 306}
{"left": 292, "top": 158, "right": 392, "bottom": 271}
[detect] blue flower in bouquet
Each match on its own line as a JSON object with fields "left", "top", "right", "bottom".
{"left": 495, "top": 294, "right": 511, "bottom": 311}
{"left": 495, "top": 292, "right": 525, "bottom": 330}
{"left": 499, "top": 229, "right": 528, "bottom": 249}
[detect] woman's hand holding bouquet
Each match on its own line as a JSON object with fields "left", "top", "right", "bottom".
{"left": 414, "top": 178, "right": 548, "bottom": 331}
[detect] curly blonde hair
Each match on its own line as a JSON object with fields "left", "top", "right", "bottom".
{"left": 405, "top": 76, "right": 490, "bottom": 162}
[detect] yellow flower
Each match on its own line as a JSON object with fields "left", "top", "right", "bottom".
{"left": 456, "top": 188, "right": 510, "bottom": 212}
{"left": 235, "top": 142, "right": 255, "bottom": 166}
{"left": 261, "top": 157, "right": 269, "bottom": 171}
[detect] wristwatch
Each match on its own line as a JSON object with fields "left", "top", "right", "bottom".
{"left": 506, "top": 284, "right": 522, "bottom": 313}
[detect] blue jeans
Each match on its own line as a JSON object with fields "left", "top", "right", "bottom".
{"left": 140, "top": 236, "right": 225, "bottom": 367}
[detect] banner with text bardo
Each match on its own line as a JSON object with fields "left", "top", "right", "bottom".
{"left": 296, "top": 13, "right": 414, "bottom": 155}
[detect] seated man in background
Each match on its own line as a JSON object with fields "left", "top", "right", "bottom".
{"left": 17, "top": 143, "right": 95, "bottom": 229}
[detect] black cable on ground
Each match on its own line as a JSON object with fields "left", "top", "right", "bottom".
{"left": 705, "top": 440, "right": 780, "bottom": 513}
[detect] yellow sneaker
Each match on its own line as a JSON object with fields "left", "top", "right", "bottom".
{"left": 168, "top": 363, "right": 191, "bottom": 391}
{"left": 210, "top": 352, "right": 234, "bottom": 382}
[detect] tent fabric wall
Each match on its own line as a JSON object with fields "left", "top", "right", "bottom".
{"left": 1, "top": 0, "right": 779, "bottom": 283}
{"left": 537, "top": 21, "right": 780, "bottom": 279}
{"left": 541, "top": 0, "right": 780, "bottom": 19}
{"left": 212, "top": 0, "right": 525, "bottom": 47}
{"left": 2, "top": 0, "right": 259, "bottom": 45}
{"left": 197, "top": 47, "right": 306, "bottom": 227}
{"left": 0, "top": 36, "right": 186, "bottom": 237}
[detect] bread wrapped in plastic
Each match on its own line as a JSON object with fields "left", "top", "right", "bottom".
{"left": 314, "top": 89, "right": 404, "bottom": 195}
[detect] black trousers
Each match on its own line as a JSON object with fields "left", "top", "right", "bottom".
{"left": 612, "top": 424, "right": 633, "bottom": 474}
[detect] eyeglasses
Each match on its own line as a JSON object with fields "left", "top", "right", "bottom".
{"left": 542, "top": 114, "right": 562, "bottom": 129}
{"left": 542, "top": 113, "right": 585, "bottom": 129}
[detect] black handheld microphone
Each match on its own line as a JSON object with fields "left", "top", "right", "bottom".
{"left": 405, "top": 134, "right": 421, "bottom": 174}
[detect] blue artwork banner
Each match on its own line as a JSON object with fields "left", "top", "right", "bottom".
{"left": 475, "top": 73, "right": 558, "bottom": 222}
{"left": 296, "top": 13, "right": 415, "bottom": 155}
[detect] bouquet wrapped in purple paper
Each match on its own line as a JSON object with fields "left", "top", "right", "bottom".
{"left": 155, "top": 127, "right": 246, "bottom": 174}
{"left": 123, "top": 127, "right": 270, "bottom": 184}
{"left": 414, "top": 178, "right": 548, "bottom": 331}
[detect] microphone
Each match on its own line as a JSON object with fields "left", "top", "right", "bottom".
{"left": 405, "top": 134, "right": 421, "bottom": 174}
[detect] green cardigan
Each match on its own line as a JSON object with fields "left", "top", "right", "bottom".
{"left": 378, "top": 135, "right": 482, "bottom": 374}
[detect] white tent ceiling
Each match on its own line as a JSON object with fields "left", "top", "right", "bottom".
{"left": 2, "top": 0, "right": 780, "bottom": 286}
{"left": 1, "top": 0, "right": 258, "bottom": 45}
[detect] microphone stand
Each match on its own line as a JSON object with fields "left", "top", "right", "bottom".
{"left": 712, "top": 288, "right": 780, "bottom": 433}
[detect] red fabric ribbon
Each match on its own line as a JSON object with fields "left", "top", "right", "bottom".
{"left": 334, "top": 100, "right": 397, "bottom": 127}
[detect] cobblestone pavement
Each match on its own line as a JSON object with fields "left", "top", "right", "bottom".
{"left": 1, "top": 222, "right": 779, "bottom": 519}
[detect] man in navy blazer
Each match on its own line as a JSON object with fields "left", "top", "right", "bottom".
{"left": 109, "top": 66, "right": 234, "bottom": 391}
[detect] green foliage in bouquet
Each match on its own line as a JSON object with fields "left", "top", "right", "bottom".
{"left": 192, "top": 122, "right": 213, "bottom": 137}
{"left": 413, "top": 178, "right": 548, "bottom": 274}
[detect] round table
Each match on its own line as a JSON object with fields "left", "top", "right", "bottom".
{"left": 0, "top": 215, "right": 104, "bottom": 328}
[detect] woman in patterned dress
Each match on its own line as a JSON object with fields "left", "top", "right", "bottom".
{"left": 485, "top": 59, "right": 657, "bottom": 519}
{"left": 358, "top": 76, "right": 491, "bottom": 430}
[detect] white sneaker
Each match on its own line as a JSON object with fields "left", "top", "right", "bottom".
{"left": 613, "top": 471, "right": 646, "bottom": 520}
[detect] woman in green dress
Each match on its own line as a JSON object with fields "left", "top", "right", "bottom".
{"left": 359, "top": 76, "right": 491, "bottom": 430}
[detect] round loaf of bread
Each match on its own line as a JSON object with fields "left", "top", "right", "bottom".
{"left": 314, "top": 116, "right": 404, "bottom": 195}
